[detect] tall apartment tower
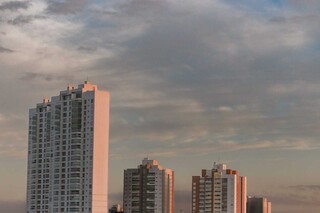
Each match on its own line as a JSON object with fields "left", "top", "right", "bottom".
{"left": 192, "top": 163, "right": 247, "bottom": 213}
{"left": 26, "top": 81, "right": 110, "bottom": 213}
{"left": 123, "top": 158, "right": 174, "bottom": 213}
{"left": 247, "top": 197, "right": 271, "bottom": 213}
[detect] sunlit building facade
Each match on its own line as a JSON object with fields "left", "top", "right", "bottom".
{"left": 26, "top": 81, "right": 109, "bottom": 213}
{"left": 123, "top": 158, "right": 174, "bottom": 213}
{"left": 192, "top": 163, "right": 246, "bottom": 213}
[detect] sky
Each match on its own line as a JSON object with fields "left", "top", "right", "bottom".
{"left": 0, "top": 0, "right": 320, "bottom": 212}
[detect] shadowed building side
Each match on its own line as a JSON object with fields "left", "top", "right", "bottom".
{"left": 123, "top": 158, "right": 174, "bottom": 213}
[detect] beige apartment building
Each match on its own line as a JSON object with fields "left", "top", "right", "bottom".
{"left": 26, "top": 81, "right": 109, "bottom": 213}
{"left": 247, "top": 197, "right": 271, "bottom": 213}
{"left": 123, "top": 158, "right": 174, "bottom": 213}
{"left": 192, "top": 163, "right": 247, "bottom": 213}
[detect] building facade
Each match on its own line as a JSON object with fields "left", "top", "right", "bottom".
{"left": 26, "top": 81, "right": 109, "bottom": 213}
{"left": 247, "top": 197, "right": 271, "bottom": 213}
{"left": 123, "top": 158, "right": 174, "bottom": 213}
{"left": 192, "top": 163, "right": 246, "bottom": 213}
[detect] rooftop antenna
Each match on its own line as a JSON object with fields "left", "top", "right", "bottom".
{"left": 85, "top": 76, "right": 90, "bottom": 84}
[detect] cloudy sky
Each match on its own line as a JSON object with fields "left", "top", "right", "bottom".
{"left": 1, "top": 0, "right": 320, "bottom": 212}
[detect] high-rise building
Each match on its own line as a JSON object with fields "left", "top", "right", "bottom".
{"left": 26, "top": 81, "right": 110, "bottom": 213}
{"left": 123, "top": 158, "right": 174, "bottom": 213}
{"left": 192, "top": 162, "right": 246, "bottom": 213}
{"left": 247, "top": 197, "right": 271, "bottom": 213}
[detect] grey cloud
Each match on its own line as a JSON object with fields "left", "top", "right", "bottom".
{"left": 0, "top": 1, "right": 31, "bottom": 11}
{"left": 90, "top": 0, "right": 318, "bottom": 81}
{"left": 269, "top": 16, "right": 286, "bottom": 23}
{"left": 286, "top": 0, "right": 320, "bottom": 10}
{"left": 264, "top": 184, "right": 320, "bottom": 212}
{"left": 90, "top": 6, "right": 118, "bottom": 16}
{"left": 7, "top": 15, "right": 46, "bottom": 25}
{"left": 288, "top": 185, "right": 320, "bottom": 191}
{"left": 77, "top": 0, "right": 320, "bottom": 157}
{"left": 8, "top": 15, "right": 32, "bottom": 25}
{"left": 117, "top": 0, "right": 168, "bottom": 17}
{"left": 20, "top": 72, "right": 74, "bottom": 82}
{"left": 46, "top": 0, "right": 89, "bottom": 14}
{"left": 110, "top": 117, "right": 319, "bottom": 158}
{"left": 1, "top": 0, "right": 320, "bottom": 161}
{"left": 0, "top": 46, "right": 14, "bottom": 53}
{"left": 78, "top": 46, "right": 97, "bottom": 53}
{"left": 268, "top": 193, "right": 320, "bottom": 213}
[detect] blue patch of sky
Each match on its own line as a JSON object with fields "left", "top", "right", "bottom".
{"left": 94, "top": 0, "right": 123, "bottom": 7}
{"left": 86, "top": 17, "right": 116, "bottom": 29}
{"left": 224, "top": 0, "right": 287, "bottom": 16}
{"left": 272, "top": 101, "right": 292, "bottom": 117}
{"left": 310, "top": 43, "right": 320, "bottom": 53}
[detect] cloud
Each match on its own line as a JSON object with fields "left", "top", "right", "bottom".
{"left": 20, "top": 72, "right": 74, "bottom": 82}
{"left": 286, "top": 0, "right": 320, "bottom": 10}
{"left": 0, "top": 46, "right": 14, "bottom": 53}
{"left": 0, "top": 1, "right": 31, "bottom": 11}
{"left": 217, "top": 106, "right": 234, "bottom": 112}
{"left": 8, "top": 15, "right": 33, "bottom": 25}
{"left": 270, "top": 194, "right": 320, "bottom": 207}
{"left": 46, "top": 0, "right": 89, "bottom": 14}
{"left": 268, "top": 189, "right": 320, "bottom": 213}
{"left": 2, "top": 0, "right": 320, "bottom": 162}
{"left": 77, "top": 45, "right": 97, "bottom": 53}
{"left": 288, "top": 185, "right": 320, "bottom": 191}
{"left": 7, "top": 15, "right": 46, "bottom": 25}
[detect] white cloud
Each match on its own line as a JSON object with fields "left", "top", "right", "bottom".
{"left": 217, "top": 106, "right": 233, "bottom": 112}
